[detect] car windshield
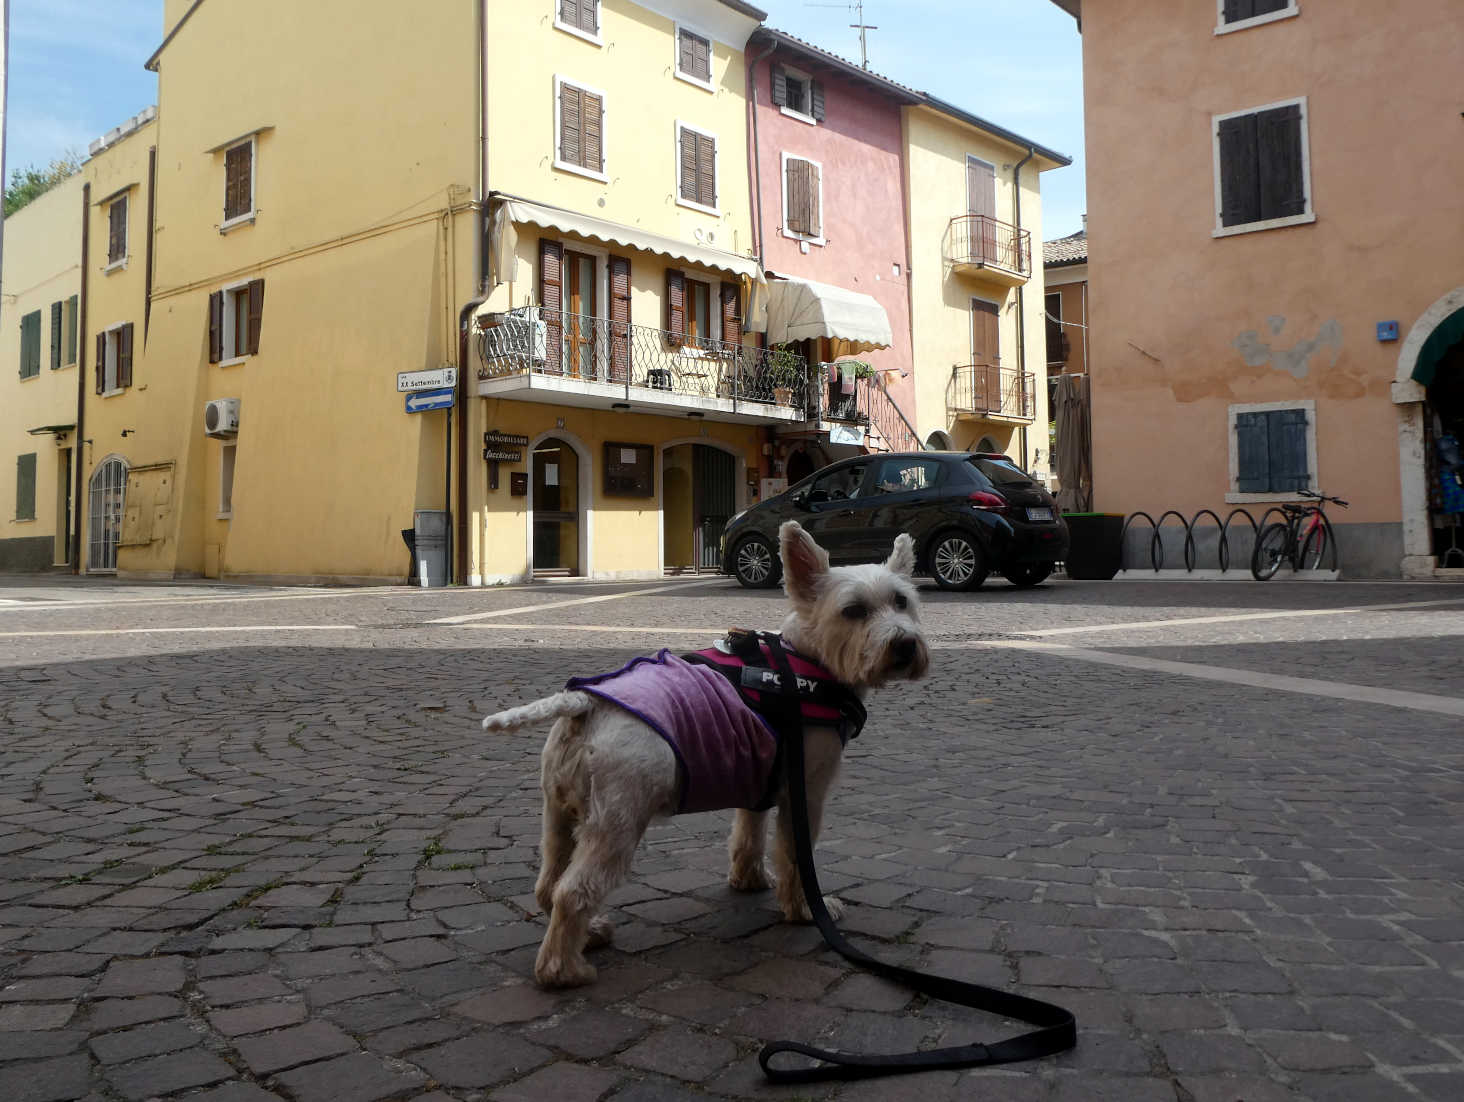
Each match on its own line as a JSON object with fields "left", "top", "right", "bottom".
{"left": 967, "top": 456, "right": 1034, "bottom": 487}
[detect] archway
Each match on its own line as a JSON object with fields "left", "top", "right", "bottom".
{"left": 975, "top": 435, "right": 1000, "bottom": 454}
{"left": 88, "top": 455, "right": 128, "bottom": 572}
{"left": 528, "top": 433, "right": 590, "bottom": 576}
{"left": 786, "top": 446, "right": 817, "bottom": 484}
{"left": 925, "top": 430, "right": 954, "bottom": 451}
{"left": 659, "top": 437, "right": 744, "bottom": 574}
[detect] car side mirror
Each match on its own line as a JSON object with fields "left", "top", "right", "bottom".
{"left": 804, "top": 489, "right": 829, "bottom": 507}
{"left": 793, "top": 492, "right": 810, "bottom": 510}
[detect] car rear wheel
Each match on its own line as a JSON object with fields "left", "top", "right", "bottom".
{"left": 930, "top": 531, "right": 987, "bottom": 591}
{"left": 733, "top": 534, "right": 781, "bottom": 589}
{"left": 1003, "top": 562, "right": 1053, "bottom": 588}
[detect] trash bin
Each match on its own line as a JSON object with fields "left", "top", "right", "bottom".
{"left": 1062, "top": 512, "right": 1126, "bottom": 580}
{"left": 411, "top": 509, "right": 449, "bottom": 587}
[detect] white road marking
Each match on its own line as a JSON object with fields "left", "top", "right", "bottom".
{"left": 1015, "top": 596, "right": 1464, "bottom": 637}
{"left": 454, "top": 622, "right": 726, "bottom": 634}
{"left": 426, "top": 577, "right": 728, "bottom": 624}
{"left": 0, "top": 589, "right": 394, "bottom": 614}
{"left": 952, "top": 639, "right": 1464, "bottom": 718}
{"left": 0, "top": 626, "right": 358, "bottom": 638}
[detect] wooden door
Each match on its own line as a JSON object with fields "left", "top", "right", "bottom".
{"left": 966, "top": 156, "right": 997, "bottom": 262}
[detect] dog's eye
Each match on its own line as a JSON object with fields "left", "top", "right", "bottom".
{"left": 841, "top": 603, "right": 869, "bottom": 620}
{"left": 893, "top": 593, "right": 909, "bottom": 611}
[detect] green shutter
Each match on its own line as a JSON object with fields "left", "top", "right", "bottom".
{"left": 16, "top": 453, "right": 37, "bottom": 521}
{"left": 1267, "top": 408, "right": 1310, "bottom": 492}
{"left": 50, "top": 302, "right": 63, "bottom": 369}
{"left": 1235, "top": 412, "right": 1270, "bottom": 492}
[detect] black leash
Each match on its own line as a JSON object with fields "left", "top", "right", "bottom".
{"left": 757, "top": 631, "right": 1077, "bottom": 1083}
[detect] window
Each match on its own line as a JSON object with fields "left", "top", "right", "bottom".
{"left": 1045, "top": 292, "right": 1066, "bottom": 366}
{"left": 1217, "top": 0, "right": 1298, "bottom": 32}
{"left": 1229, "top": 401, "right": 1316, "bottom": 500}
{"left": 15, "top": 453, "right": 37, "bottom": 521}
{"left": 676, "top": 26, "right": 713, "bottom": 88}
{"left": 107, "top": 196, "right": 128, "bottom": 267}
{"left": 808, "top": 462, "right": 867, "bottom": 503}
{"left": 209, "top": 280, "right": 266, "bottom": 364}
{"left": 676, "top": 123, "right": 717, "bottom": 213}
{"left": 1214, "top": 98, "right": 1312, "bottom": 235}
{"left": 771, "top": 64, "right": 823, "bottom": 123}
{"left": 223, "top": 139, "right": 254, "bottom": 228}
{"left": 871, "top": 458, "right": 942, "bottom": 495}
{"left": 555, "top": 0, "right": 599, "bottom": 42}
{"left": 94, "top": 323, "right": 134, "bottom": 395}
{"left": 19, "top": 310, "right": 41, "bottom": 379}
{"left": 782, "top": 155, "right": 823, "bottom": 241}
{"left": 554, "top": 77, "right": 606, "bottom": 181}
{"left": 219, "top": 443, "right": 237, "bottom": 517}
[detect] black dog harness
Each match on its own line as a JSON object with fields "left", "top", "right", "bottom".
{"left": 743, "top": 630, "right": 1078, "bottom": 1083}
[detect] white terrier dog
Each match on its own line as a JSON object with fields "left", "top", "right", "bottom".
{"left": 482, "top": 520, "right": 929, "bottom": 988}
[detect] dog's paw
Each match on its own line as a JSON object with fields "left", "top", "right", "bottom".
{"left": 780, "top": 894, "right": 844, "bottom": 924}
{"left": 727, "top": 862, "right": 771, "bottom": 892}
{"left": 585, "top": 914, "right": 614, "bottom": 950}
{"left": 534, "top": 948, "right": 598, "bottom": 989}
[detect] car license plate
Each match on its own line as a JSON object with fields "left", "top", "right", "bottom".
{"left": 1026, "top": 506, "right": 1054, "bottom": 522}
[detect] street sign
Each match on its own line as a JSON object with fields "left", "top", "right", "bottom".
{"left": 405, "top": 387, "right": 456, "bottom": 414}
{"left": 397, "top": 367, "right": 457, "bottom": 392}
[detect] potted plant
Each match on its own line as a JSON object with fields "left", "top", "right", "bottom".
{"left": 765, "top": 346, "right": 802, "bottom": 405}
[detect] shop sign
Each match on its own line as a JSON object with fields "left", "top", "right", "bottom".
{"left": 482, "top": 430, "right": 529, "bottom": 463}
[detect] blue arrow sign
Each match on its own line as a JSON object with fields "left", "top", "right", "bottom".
{"left": 405, "top": 387, "right": 455, "bottom": 414}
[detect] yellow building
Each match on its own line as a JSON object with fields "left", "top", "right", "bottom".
{"left": 1, "top": 171, "right": 83, "bottom": 571}
{"left": 903, "top": 99, "right": 1068, "bottom": 477}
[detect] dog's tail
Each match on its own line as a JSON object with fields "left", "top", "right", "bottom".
{"left": 482, "top": 691, "right": 595, "bottom": 732}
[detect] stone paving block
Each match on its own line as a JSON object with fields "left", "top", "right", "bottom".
{"left": 0, "top": 1053, "right": 92, "bottom": 1102}
{"left": 0, "top": 1028, "right": 86, "bottom": 1060}
{"left": 377, "top": 937, "right": 458, "bottom": 969}
{"left": 0, "top": 1002, "right": 76, "bottom": 1030}
{"left": 1157, "top": 1031, "right": 1270, "bottom": 1075}
{"left": 209, "top": 927, "right": 301, "bottom": 951}
{"left": 209, "top": 1000, "right": 309, "bottom": 1037}
{"left": 532, "top": 1008, "right": 651, "bottom": 1059}
{"left": 277, "top": 948, "right": 366, "bottom": 979}
{"left": 273, "top": 1050, "right": 427, "bottom": 1102}
{"left": 324, "top": 992, "right": 436, "bottom": 1034}
{"left": 618, "top": 1025, "right": 739, "bottom": 1081}
{"left": 88, "top": 1017, "right": 201, "bottom": 1064}
{"left": 91, "top": 955, "right": 186, "bottom": 997}
{"left": 310, "top": 925, "right": 374, "bottom": 948}
{"left": 452, "top": 983, "right": 563, "bottom": 1025}
{"left": 82, "top": 995, "right": 183, "bottom": 1032}
{"left": 0, "top": 977, "right": 91, "bottom": 1002}
{"left": 364, "top": 1016, "right": 469, "bottom": 1056}
{"left": 412, "top": 1031, "right": 552, "bottom": 1089}
{"left": 234, "top": 1019, "right": 358, "bottom": 1074}
{"left": 1252, "top": 1029, "right": 1373, "bottom": 1072}
{"left": 188, "top": 1084, "right": 287, "bottom": 1102}
{"left": 487, "top": 1060, "right": 624, "bottom": 1102}
{"left": 105, "top": 1049, "right": 236, "bottom": 1101}
{"left": 201, "top": 972, "right": 294, "bottom": 1005}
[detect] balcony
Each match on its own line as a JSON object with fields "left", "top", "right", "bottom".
{"left": 816, "top": 372, "right": 924, "bottom": 453}
{"left": 476, "top": 308, "right": 809, "bottom": 426}
{"left": 948, "top": 362, "right": 1036, "bottom": 422}
{"left": 944, "top": 214, "right": 1032, "bottom": 286}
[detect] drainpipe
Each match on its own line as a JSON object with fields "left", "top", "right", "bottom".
{"left": 747, "top": 40, "right": 778, "bottom": 265}
{"left": 1012, "top": 145, "right": 1035, "bottom": 468}
{"left": 73, "top": 182, "right": 91, "bottom": 572}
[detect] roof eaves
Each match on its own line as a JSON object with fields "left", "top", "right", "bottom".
{"left": 144, "top": 0, "right": 207, "bottom": 72}
{"left": 751, "top": 27, "right": 924, "bottom": 105}
{"left": 1049, "top": 0, "right": 1081, "bottom": 25}
{"left": 918, "top": 95, "right": 1072, "bottom": 167}
{"left": 718, "top": 0, "right": 769, "bottom": 20}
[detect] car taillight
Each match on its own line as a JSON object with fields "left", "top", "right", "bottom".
{"left": 968, "top": 490, "right": 1009, "bottom": 514}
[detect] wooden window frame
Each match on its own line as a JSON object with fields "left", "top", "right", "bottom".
{"left": 674, "top": 23, "right": 715, "bottom": 91}
{"left": 554, "top": 0, "right": 602, "bottom": 46}
{"left": 1215, "top": 0, "right": 1299, "bottom": 35}
{"left": 105, "top": 195, "right": 129, "bottom": 270}
{"left": 221, "top": 136, "right": 256, "bottom": 232}
{"left": 780, "top": 152, "right": 824, "bottom": 246}
{"left": 1226, "top": 399, "right": 1318, "bottom": 503}
{"left": 553, "top": 75, "right": 609, "bottom": 183}
{"left": 675, "top": 121, "right": 719, "bottom": 216}
{"left": 1212, "top": 96, "right": 1313, "bottom": 238}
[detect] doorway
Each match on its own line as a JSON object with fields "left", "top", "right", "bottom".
{"left": 532, "top": 437, "right": 581, "bottom": 575}
{"left": 663, "top": 443, "right": 737, "bottom": 572}
{"left": 565, "top": 251, "right": 597, "bottom": 379}
{"left": 1425, "top": 338, "right": 1464, "bottom": 564}
{"left": 88, "top": 455, "right": 127, "bottom": 572}
{"left": 54, "top": 447, "right": 72, "bottom": 565}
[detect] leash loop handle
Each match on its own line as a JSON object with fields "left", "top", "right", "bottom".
{"left": 757, "top": 632, "right": 1077, "bottom": 1084}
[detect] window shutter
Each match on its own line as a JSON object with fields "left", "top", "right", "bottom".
{"left": 678, "top": 29, "right": 695, "bottom": 75}
{"left": 771, "top": 63, "right": 787, "bottom": 107}
{"left": 119, "top": 324, "right": 134, "bottom": 389}
{"left": 1257, "top": 104, "right": 1305, "bottom": 219}
{"left": 609, "top": 254, "right": 631, "bottom": 383}
{"left": 679, "top": 127, "right": 697, "bottom": 203}
{"left": 785, "top": 159, "right": 807, "bottom": 235}
{"left": 560, "top": 0, "right": 580, "bottom": 28}
{"left": 66, "top": 296, "right": 78, "bottom": 364}
{"left": 1218, "top": 113, "right": 1261, "bottom": 227}
{"left": 16, "top": 454, "right": 37, "bottom": 521}
{"left": 1223, "top": 0, "right": 1256, "bottom": 22}
{"left": 225, "top": 143, "right": 252, "bottom": 221}
{"left": 539, "top": 238, "right": 564, "bottom": 373}
{"left": 50, "top": 302, "right": 63, "bottom": 370}
{"left": 972, "top": 299, "right": 999, "bottom": 364}
{"left": 697, "top": 133, "right": 716, "bottom": 208}
{"left": 95, "top": 333, "right": 107, "bottom": 394}
{"left": 719, "top": 281, "right": 741, "bottom": 347}
{"left": 1267, "top": 408, "right": 1309, "bottom": 492}
{"left": 246, "top": 279, "right": 266, "bottom": 355}
{"left": 582, "top": 91, "right": 603, "bottom": 172}
{"left": 664, "top": 268, "right": 686, "bottom": 347}
{"left": 1235, "top": 411, "right": 1270, "bottom": 492}
{"left": 693, "top": 34, "right": 711, "bottom": 81}
{"left": 805, "top": 160, "right": 822, "bottom": 238}
{"left": 810, "top": 80, "right": 825, "bottom": 122}
{"left": 208, "top": 291, "right": 224, "bottom": 364}
{"left": 559, "top": 84, "right": 581, "bottom": 166}
{"left": 109, "top": 199, "right": 127, "bottom": 263}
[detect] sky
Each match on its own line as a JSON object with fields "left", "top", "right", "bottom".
{"left": 3, "top": 0, "right": 1086, "bottom": 240}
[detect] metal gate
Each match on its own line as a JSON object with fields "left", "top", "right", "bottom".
{"left": 88, "top": 456, "right": 128, "bottom": 572}
{"left": 693, "top": 445, "right": 735, "bottom": 570}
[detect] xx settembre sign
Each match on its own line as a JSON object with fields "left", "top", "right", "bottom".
{"left": 397, "top": 367, "right": 457, "bottom": 393}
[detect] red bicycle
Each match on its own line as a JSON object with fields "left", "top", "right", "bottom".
{"left": 1250, "top": 489, "right": 1348, "bottom": 580}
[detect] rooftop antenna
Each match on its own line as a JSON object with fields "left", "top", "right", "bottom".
{"left": 805, "top": 0, "right": 878, "bottom": 69}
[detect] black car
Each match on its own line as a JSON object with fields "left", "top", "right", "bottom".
{"left": 722, "top": 451, "right": 1069, "bottom": 591}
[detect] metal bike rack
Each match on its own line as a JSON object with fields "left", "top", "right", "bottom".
{"left": 1120, "top": 506, "right": 1267, "bottom": 574}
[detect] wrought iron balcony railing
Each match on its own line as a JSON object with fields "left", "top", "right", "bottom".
{"left": 948, "top": 361, "right": 1036, "bottom": 421}
{"left": 944, "top": 214, "right": 1032, "bottom": 280}
{"left": 820, "top": 370, "right": 923, "bottom": 452}
{"left": 477, "top": 308, "right": 809, "bottom": 413}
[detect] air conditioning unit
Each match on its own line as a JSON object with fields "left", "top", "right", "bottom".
{"left": 483, "top": 308, "right": 547, "bottom": 366}
{"left": 204, "top": 398, "right": 240, "bottom": 437}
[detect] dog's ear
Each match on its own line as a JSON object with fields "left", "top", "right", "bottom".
{"left": 885, "top": 532, "right": 916, "bottom": 578}
{"left": 779, "top": 521, "right": 829, "bottom": 604}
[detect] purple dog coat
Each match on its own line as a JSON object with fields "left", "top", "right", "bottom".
{"left": 566, "top": 650, "right": 780, "bottom": 814}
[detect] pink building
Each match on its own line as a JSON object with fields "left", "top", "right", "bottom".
{"left": 746, "top": 28, "right": 922, "bottom": 483}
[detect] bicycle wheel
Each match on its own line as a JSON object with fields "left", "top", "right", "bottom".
{"left": 1299, "top": 515, "right": 1336, "bottom": 571}
{"left": 1251, "top": 523, "right": 1290, "bottom": 581}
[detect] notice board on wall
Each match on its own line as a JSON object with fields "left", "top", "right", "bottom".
{"left": 604, "top": 442, "right": 654, "bottom": 497}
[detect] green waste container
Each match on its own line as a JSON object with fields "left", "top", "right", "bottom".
{"left": 1062, "top": 513, "right": 1126, "bottom": 580}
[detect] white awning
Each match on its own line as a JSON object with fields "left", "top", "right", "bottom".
{"left": 763, "top": 274, "right": 893, "bottom": 353}
{"left": 490, "top": 196, "right": 763, "bottom": 284}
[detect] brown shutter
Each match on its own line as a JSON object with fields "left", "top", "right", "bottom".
{"left": 582, "top": 91, "right": 603, "bottom": 173}
{"left": 208, "top": 291, "right": 224, "bottom": 364}
{"left": 696, "top": 133, "right": 716, "bottom": 208}
{"left": 972, "top": 299, "right": 999, "bottom": 365}
{"left": 810, "top": 79, "right": 825, "bottom": 121}
{"left": 805, "top": 160, "right": 822, "bottom": 238}
{"left": 609, "top": 254, "right": 631, "bottom": 383}
{"left": 719, "top": 281, "right": 741, "bottom": 348}
{"left": 225, "top": 143, "right": 252, "bottom": 221}
{"left": 693, "top": 34, "right": 711, "bottom": 81}
{"left": 678, "top": 29, "right": 694, "bottom": 75}
{"left": 539, "top": 238, "right": 564, "bottom": 373}
{"left": 118, "top": 323, "right": 134, "bottom": 389}
{"left": 95, "top": 333, "right": 106, "bottom": 394}
{"left": 679, "top": 127, "right": 697, "bottom": 203}
{"left": 559, "top": 84, "right": 581, "bottom": 166}
{"left": 246, "top": 279, "right": 265, "bottom": 354}
{"left": 664, "top": 269, "right": 686, "bottom": 347}
{"left": 785, "top": 159, "right": 806, "bottom": 235}
{"left": 771, "top": 63, "right": 787, "bottom": 106}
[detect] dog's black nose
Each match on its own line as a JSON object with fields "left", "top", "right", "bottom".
{"left": 892, "top": 636, "right": 917, "bottom": 666}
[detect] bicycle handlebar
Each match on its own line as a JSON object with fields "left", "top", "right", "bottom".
{"left": 1297, "top": 490, "right": 1349, "bottom": 508}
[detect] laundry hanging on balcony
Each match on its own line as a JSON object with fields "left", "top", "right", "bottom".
{"left": 762, "top": 274, "right": 893, "bottom": 353}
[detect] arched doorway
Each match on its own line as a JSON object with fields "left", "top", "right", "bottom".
{"left": 88, "top": 455, "right": 128, "bottom": 573}
{"left": 531, "top": 436, "right": 582, "bottom": 576}
{"left": 975, "top": 435, "right": 1000, "bottom": 454}
{"left": 786, "top": 447, "right": 817, "bottom": 484}
{"left": 662, "top": 441, "right": 740, "bottom": 573}
{"left": 925, "top": 430, "right": 954, "bottom": 451}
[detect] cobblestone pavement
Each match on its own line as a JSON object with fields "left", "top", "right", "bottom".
{"left": 1, "top": 573, "right": 1462, "bottom": 1102}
